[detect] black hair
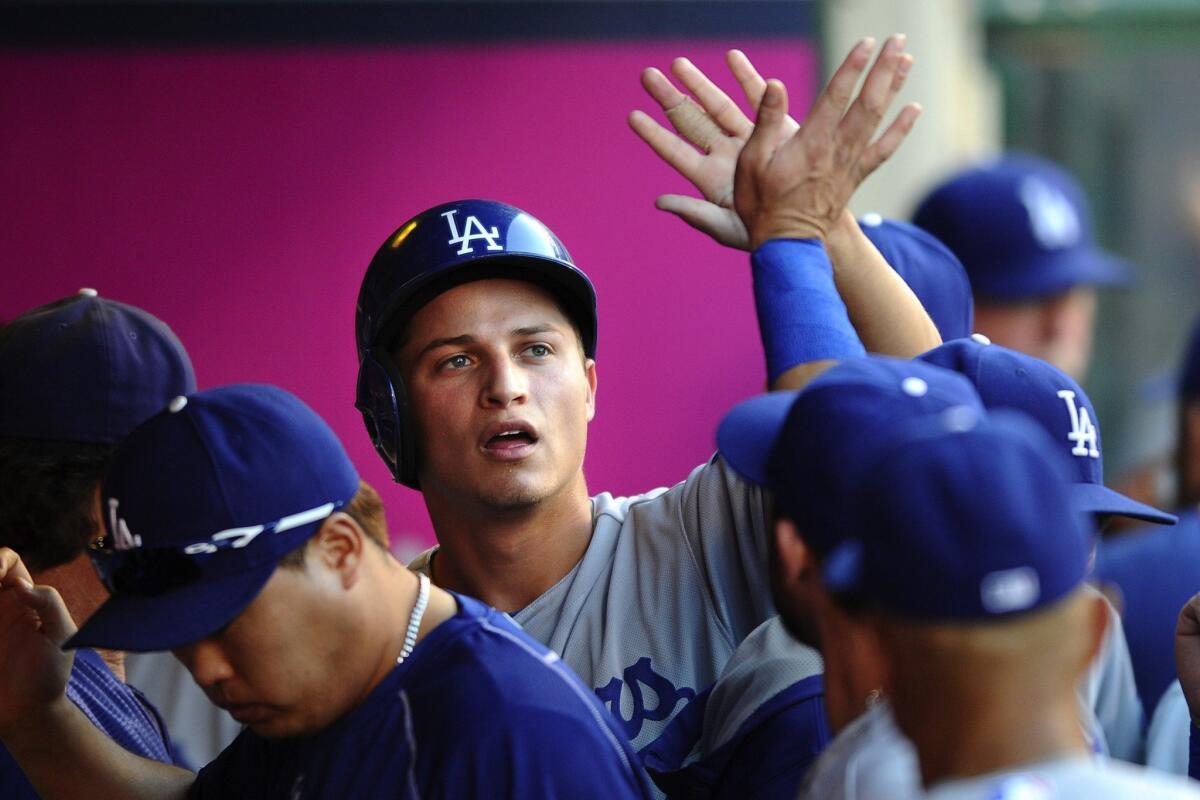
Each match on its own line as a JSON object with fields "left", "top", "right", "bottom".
{"left": 0, "top": 437, "right": 115, "bottom": 572}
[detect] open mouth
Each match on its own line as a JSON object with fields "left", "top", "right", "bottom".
{"left": 481, "top": 421, "right": 539, "bottom": 458}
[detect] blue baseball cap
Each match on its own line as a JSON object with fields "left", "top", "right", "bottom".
{"left": 859, "top": 215, "right": 974, "bottom": 340}
{"left": 67, "top": 384, "right": 361, "bottom": 652}
{"left": 823, "top": 410, "right": 1091, "bottom": 621}
{"left": 912, "top": 154, "right": 1134, "bottom": 301}
{"left": 0, "top": 290, "right": 196, "bottom": 443}
{"left": 919, "top": 336, "right": 1176, "bottom": 525}
{"left": 716, "top": 356, "right": 985, "bottom": 558}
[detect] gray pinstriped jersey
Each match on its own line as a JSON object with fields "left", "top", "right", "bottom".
{"left": 409, "top": 456, "right": 774, "bottom": 752}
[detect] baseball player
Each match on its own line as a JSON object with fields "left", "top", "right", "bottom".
{"left": 830, "top": 410, "right": 1199, "bottom": 798}
{"left": 0, "top": 290, "right": 193, "bottom": 796}
{"left": 354, "top": 35, "right": 938, "bottom": 764}
{"left": 0, "top": 383, "right": 653, "bottom": 799}
{"left": 634, "top": 217, "right": 977, "bottom": 798}
{"left": 631, "top": 46, "right": 1156, "bottom": 767}
{"left": 912, "top": 153, "right": 1134, "bottom": 381}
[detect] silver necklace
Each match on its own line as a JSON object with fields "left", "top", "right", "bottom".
{"left": 396, "top": 572, "right": 431, "bottom": 665}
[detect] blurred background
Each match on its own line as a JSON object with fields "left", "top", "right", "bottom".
{"left": 2, "top": 0, "right": 1199, "bottom": 554}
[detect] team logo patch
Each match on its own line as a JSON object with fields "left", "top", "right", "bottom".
{"left": 595, "top": 657, "right": 696, "bottom": 742}
{"left": 443, "top": 209, "right": 503, "bottom": 255}
{"left": 1057, "top": 389, "right": 1099, "bottom": 458}
{"left": 1019, "top": 175, "right": 1081, "bottom": 250}
{"left": 105, "top": 498, "right": 143, "bottom": 550}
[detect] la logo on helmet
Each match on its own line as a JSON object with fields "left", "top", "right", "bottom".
{"left": 443, "top": 209, "right": 503, "bottom": 255}
{"left": 1057, "top": 389, "right": 1099, "bottom": 458}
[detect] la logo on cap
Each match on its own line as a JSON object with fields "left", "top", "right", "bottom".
{"left": 1019, "top": 175, "right": 1081, "bottom": 250}
{"left": 106, "top": 498, "right": 143, "bottom": 551}
{"left": 1057, "top": 389, "right": 1099, "bottom": 458}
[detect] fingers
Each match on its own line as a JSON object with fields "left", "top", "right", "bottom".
{"left": 838, "top": 35, "right": 911, "bottom": 153}
{"left": 727, "top": 49, "right": 768, "bottom": 112}
{"left": 742, "top": 79, "right": 793, "bottom": 168}
{"left": 640, "top": 66, "right": 689, "bottom": 114}
{"left": 0, "top": 548, "right": 33, "bottom": 589}
{"left": 802, "top": 37, "right": 876, "bottom": 141}
{"left": 655, "top": 195, "right": 748, "bottom": 250}
{"left": 628, "top": 110, "right": 705, "bottom": 178}
{"left": 671, "top": 57, "right": 754, "bottom": 139}
{"left": 857, "top": 102, "right": 922, "bottom": 178}
{"left": 12, "top": 581, "right": 76, "bottom": 645}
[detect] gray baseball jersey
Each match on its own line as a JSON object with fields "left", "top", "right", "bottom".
{"left": 1146, "top": 680, "right": 1188, "bottom": 776}
{"left": 409, "top": 456, "right": 774, "bottom": 751}
{"left": 800, "top": 697, "right": 1113, "bottom": 799}
{"left": 925, "top": 756, "right": 1200, "bottom": 799}
{"left": 1079, "top": 587, "right": 1144, "bottom": 762}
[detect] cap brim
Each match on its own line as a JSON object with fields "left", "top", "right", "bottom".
{"left": 716, "top": 392, "right": 800, "bottom": 486}
{"left": 65, "top": 561, "right": 277, "bottom": 653}
{"left": 975, "top": 248, "right": 1135, "bottom": 301}
{"left": 1071, "top": 482, "right": 1178, "bottom": 526}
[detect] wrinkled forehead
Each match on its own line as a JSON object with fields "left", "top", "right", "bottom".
{"left": 394, "top": 277, "right": 580, "bottom": 356}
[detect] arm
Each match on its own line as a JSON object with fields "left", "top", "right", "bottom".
{"left": 0, "top": 549, "right": 193, "bottom": 800}
{"left": 630, "top": 44, "right": 939, "bottom": 367}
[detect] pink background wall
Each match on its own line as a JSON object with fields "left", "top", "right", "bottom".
{"left": 0, "top": 42, "right": 816, "bottom": 550}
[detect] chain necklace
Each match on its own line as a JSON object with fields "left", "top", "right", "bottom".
{"left": 396, "top": 572, "right": 431, "bottom": 665}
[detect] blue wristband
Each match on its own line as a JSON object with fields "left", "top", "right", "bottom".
{"left": 752, "top": 239, "right": 866, "bottom": 383}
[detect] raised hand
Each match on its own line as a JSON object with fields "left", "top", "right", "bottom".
{"left": 735, "top": 35, "right": 919, "bottom": 249}
{"left": 0, "top": 548, "right": 75, "bottom": 736}
{"left": 629, "top": 50, "right": 796, "bottom": 250}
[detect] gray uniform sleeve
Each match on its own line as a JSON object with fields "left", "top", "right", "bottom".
{"left": 1080, "top": 592, "right": 1145, "bottom": 762}
{"left": 671, "top": 454, "right": 775, "bottom": 648}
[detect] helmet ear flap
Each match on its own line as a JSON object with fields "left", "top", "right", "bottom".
{"left": 355, "top": 351, "right": 420, "bottom": 488}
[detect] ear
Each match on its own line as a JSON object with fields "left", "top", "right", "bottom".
{"left": 773, "top": 517, "right": 816, "bottom": 592}
{"left": 584, "top": 358, "right": 598, "bottom": 423}
{"left": 308, "top": 513, "right": 367, "bottom": 590}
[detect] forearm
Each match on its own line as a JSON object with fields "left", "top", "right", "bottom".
{"left": 3, "top": 696, "right": 193, "bottom": 800}
{"left": 826, "top": 211, "right": 941, "bottom": 358}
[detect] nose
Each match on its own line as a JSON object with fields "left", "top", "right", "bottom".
{"left": 481, "top": 355, "right": 528, "bottom": 408}
{"left": 173, "top": 638, "right": 234, "bottom": 691}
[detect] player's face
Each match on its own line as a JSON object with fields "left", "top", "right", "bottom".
{"left": 172, "top": 564, "right": 362, "bottom": 738}
{"left": 396, "top": 278, "right": 597, "bottom": 511}
{"left": 973, "top": 287, "right": 1097, "bottom": 380}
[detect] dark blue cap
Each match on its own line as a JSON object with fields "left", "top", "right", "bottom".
{"left": 68, "top": 384, "right": 361, "bottom": 652}
{"left": 823, "top": 410, "right": 1091, "bottom": 621}
{"left": 0, "top": 290, "right": 196, "bottom": 444}
{"left": 859, "top": 215, "right": 974, "bottom": 340}
{"left": 912, "top": 154, "right": 1134, "bottom": 301}
{"left": 716, "top": 356, "right": 985, "bottom": 558}
{"left": 919, "top": 336, "right": 1176, "bottom": 525}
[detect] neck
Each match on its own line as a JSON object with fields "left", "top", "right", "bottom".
{"left": 33, "top": 554, "right": 125, "bottom": 681}
{"left": 422, "top": 475, "right": 593, "bottom": 612}
{"left": 905, "top": 678, "right": 1085, "bottom": 786}
{"left": 356, "top": 557, "right": 459, "bottom": 706}
{"left": 817, "top": 606, "right": 888, "bottom": 734}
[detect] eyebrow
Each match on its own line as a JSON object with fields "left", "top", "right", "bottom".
{"left": 414, "top": 324, "right": 564, "bottom": 360}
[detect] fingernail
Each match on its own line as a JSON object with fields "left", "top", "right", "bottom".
{"left": 892, "top": 33, "right": 907, "bottom": 47}
{"left": 860, "top": 37, "right": 876, "bottom": 53}
{"left": 898, "top": 54, "right": 913, "bottom": 75}
{"left": 763, "top": 82, "right": 780, "bottom": 106}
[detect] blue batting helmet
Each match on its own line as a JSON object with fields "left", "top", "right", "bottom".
{"left": 355, "top": 199, "right": 598, "bottom": 487}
